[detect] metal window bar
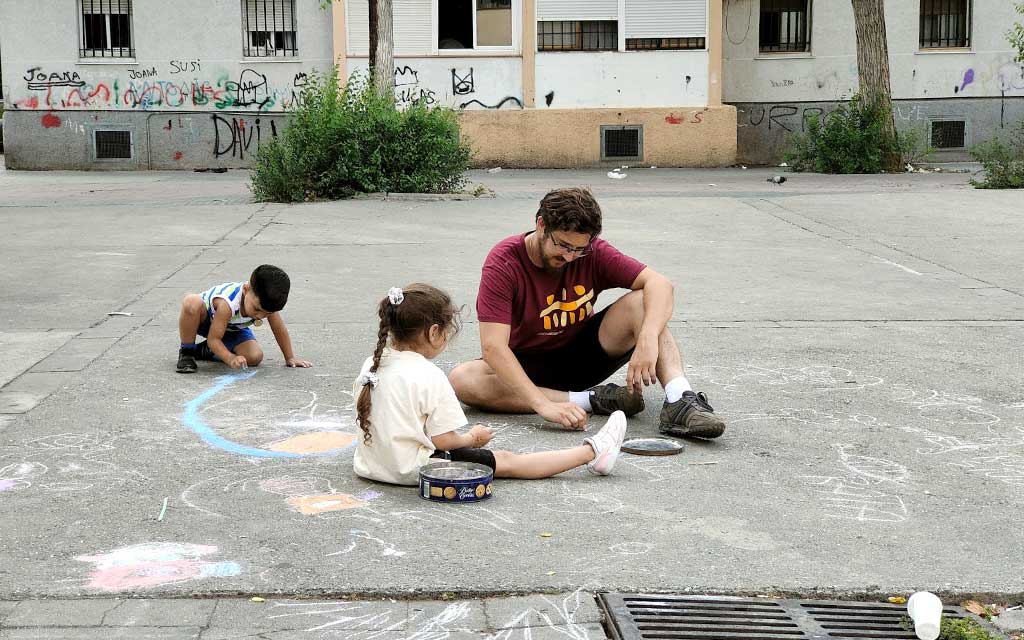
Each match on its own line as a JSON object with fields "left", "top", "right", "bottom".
{"left": 80, "top": 0, "right": 134, "bottom": 58}
{"left": 758, "top": 0, "right": 809, "bottom": 53}
{"left": 537, "top": 21, "right": 617, "bottom": 51}
{"left": 920, "top": 0, "right": 970, "bottom": 48}
{"left": 625, "top": 37, "right": 706, "bottom": 50}
{"left": 243, "top": 0, "right": 297, "bottom": 57}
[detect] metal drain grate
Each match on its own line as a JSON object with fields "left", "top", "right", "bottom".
{"left": 600, "top": 594, "right": 1006, "bottom": 640}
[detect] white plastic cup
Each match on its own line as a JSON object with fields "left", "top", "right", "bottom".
{"left": 907, "top": 591, "right": 943, "bottom": 640}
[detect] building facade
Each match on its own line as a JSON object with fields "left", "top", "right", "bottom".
{"left": 723, "top": 0, "right": 1024, "bottom": 164}
{"left": 0, "top": 0, "right": 1020, "bottom": 169}
{"left": 0, "top": 0, "right": 734, "bottom": 169}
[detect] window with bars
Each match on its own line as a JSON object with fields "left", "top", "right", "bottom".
{"left": 920, "top": 0, "right": 971, "bottom": 48}
{"left": 538, "top": 21, "right": 617, "bottom": 51}
{"left": 626, "top": 37, "right": 705, "bottom": 50}
{"left": 243, "top": 0, "right": 298, "bottom": 57}
{"left": 759, "top": 0, "right": 810, "bottom": 53}
{"left": 79, "top": 0, "right": 134, "bottom": 58}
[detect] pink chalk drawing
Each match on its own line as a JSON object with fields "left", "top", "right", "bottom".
{"left": 75, "top": 542, "right": 241, "bottom": 591}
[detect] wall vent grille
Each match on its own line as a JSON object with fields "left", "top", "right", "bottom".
{"left": 95, "top": 130, "right": 133, "bottom": 159}
{"left": 601, "top": 125, "right": 643, "bottom": 161}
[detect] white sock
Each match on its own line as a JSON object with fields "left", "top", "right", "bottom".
{"left": 568, "top": 390, "right": 593, "bottom": 413}
{"left": 664, "top": 376, "right": 692, "bottom": 403}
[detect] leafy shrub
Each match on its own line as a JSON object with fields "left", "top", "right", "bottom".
{"left": 784, "top": 93, "right": 927, "bottom": 174}
{"left": 250, "top": 69, "right": 471, "bottom": 202}
{"left": 969, "top": 121, "right": 1024, "bottom": 189}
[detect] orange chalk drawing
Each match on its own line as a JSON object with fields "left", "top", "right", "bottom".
{"left": 287, "top": 493, "right": 368, "bottom": 515}
{"left": 266, "top": 431, "right": 356, "bottom": 454}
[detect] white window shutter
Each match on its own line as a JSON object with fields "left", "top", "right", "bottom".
{"left": 625, "top": 0, "right": 706, "bottom": 39}
{"left": 536, "top": 0, "right": 618, "bottom": 22}
{"left": 346, "top": 0, "right": 431, "bottom": 55}
{"left": 347, "top": 0, "right": 369, "bottom": 54}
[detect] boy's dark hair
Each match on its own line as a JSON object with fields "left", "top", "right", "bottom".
{"left": 356, "top": 283, "right": 462, "bottom": 445}
{"left": 536, "top": 187, "right": 603, "bottom": 238}
{"left": 249, "top": 264, "right": 290, "bottom": 313}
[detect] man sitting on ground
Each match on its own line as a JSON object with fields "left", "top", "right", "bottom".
{"left": 448, "top": 187, "right": 725, "bottom": 438}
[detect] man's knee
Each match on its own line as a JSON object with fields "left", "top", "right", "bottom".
{"left": 181, "top": 294, "right": 205, "bottom": 316}
{"left": 448, "top": 361, "right": 477, "bottom": 398}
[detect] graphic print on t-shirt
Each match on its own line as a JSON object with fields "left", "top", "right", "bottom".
{"left": 540, "top": 284, "right": 595, "bottom": 330}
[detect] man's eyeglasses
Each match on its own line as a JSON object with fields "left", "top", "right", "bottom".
{"left": 546, "top": 232, "right": 592, "bottom": 257}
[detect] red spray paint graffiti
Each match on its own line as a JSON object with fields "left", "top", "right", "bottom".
{"left": 41, "top": 113, "right": 62, "bottom": 128}
{"left": 665, "top": 114, "right": 684, "bottom": 125}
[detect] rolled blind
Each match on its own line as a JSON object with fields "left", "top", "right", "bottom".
{"left": 346, "top": 0, "right": 432, "bottom": 55}
{"left": 81, "top": 0, "right": 130, "bottom": 14}
{"left": 625, "top": 0, "right": 706, "bottom": 39}
{"left": 536, "top": 0, "right": 618, "bottom": 22}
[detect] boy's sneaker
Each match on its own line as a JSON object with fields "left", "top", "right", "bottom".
{"left": 176, "top": 347, "right": 198, "bottom": 374}
{"left": 588, "top": 383, "right": 645, "bottom": 417}
{"left": 659, "top": 391, "right": 725, "bottom": 439}
{"left": 584, "top": 411, "right": 628, "bottom": 475}
{"left": 194, "top": 341, "right": 215, "bottom": 361}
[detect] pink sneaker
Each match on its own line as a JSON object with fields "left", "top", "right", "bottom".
{"left": 584, "top": 411, "right": 627, "bottom": 475}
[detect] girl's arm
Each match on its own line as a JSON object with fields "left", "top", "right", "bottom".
{"left": 431, "top": 425, "right": 495, "bottom": 451}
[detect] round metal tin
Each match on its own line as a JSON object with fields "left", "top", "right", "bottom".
{"left": 419, "top": 461, "right": 494, "bottom": 503}
{"left": 621, "top": 437, "right": 685, "bottom": 456}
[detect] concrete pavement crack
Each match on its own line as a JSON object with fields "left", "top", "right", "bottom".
{"left": 748, "top": 198, "right": 1024, "bottom": 299}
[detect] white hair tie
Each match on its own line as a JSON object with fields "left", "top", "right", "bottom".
{"left": 387, "top": 287, "right": 405, "bottom": 306}
{"left": 358, "top": 372, "right": 379, "bottom": 388}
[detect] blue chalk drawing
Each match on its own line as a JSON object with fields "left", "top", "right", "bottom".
{"left": 182, "top": 371, "right": 351, "bottom": 458}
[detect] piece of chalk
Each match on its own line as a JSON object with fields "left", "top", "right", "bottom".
{"left": 157, "top": 497, "right": 169, "bottom": 522}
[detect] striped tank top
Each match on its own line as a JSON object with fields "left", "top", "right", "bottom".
{"left": 200, "top": 282, "right": 255, "bottom": 331}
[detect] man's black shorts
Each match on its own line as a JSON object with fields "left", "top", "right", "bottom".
{"left": 431, "top": 447, "right": 497, "bottom": 471}
{"left": 513, "top": 307, "right": 634, "bottom": 392}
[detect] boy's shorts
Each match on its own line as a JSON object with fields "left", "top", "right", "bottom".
{"left": 197, "top": 319, "right": 256, "bottom": 352}
{"left": 513, "top": 308, "right": 634, "bottom": 392}
{"left": 430, "top": 447, "right": 497, "bottom": 471}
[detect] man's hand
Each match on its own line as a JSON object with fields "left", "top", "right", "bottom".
{"left": 626, "top": 333, "right": 659, "bottom": 394}
{"left": 227, "top": 355, "right": 249, "bottom": 369}
{"left": 537, "top": 400, "right": 588, "bottom": 431}
{"left": 467, "top": 425, "right": 495, "bottom": 447}
{"left": 286, "top": 357, "right": 313, "bottom": 368}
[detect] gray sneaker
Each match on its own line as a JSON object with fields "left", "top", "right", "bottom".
{"left": 659, "top": 391, "right": 725, "bottom": 439}
{"left": 588, "top": 383, "right": 645, "bottom": 417}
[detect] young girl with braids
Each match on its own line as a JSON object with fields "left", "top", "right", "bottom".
{"left": 352, "top": 284, "right": 627, "bottom": 486}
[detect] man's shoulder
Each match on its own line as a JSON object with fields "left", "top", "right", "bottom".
{"left": 484, "top": 233, "right": 525, "bottom": 264}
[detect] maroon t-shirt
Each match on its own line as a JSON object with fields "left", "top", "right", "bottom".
{"left": 476, "top": 232, "right": 646, "bottom": 353}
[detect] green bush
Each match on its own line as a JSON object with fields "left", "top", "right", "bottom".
{"left": 969, "top": 121, "right": 1024, "bottom": 189}
{"left": 250, "top": 69, "right": 471, "bottom": 202}
{"left": 784, "top": 93, "right": 927, "bottom": 174}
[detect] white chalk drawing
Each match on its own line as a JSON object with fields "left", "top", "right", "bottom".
{"left": 485, "top": 590, "right": 599, "bottom": 640}
{"left": 801, "top": 445, "right": 908, "bottom": 523}
{"left": 947, "top": 454, "right": 1024, "bottom": 486}
{"left": 326, "top": 529, "right": 407, "bottom": 558}
{"left": 698, "top": 364, "right": 885, "bottom": 395}
{"left": 536, "top": 481, "right": 624, "bottom": 515}
{"left": 609, "top": 542, "right": 654, "bottom": 555}
{"left": 0, "top": 432, "right": 148, "bottom": 493}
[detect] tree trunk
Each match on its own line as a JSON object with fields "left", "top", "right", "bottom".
{"left": 369, "top": 0, "right": 394, "bottom": 99}
{"left": 851, "top": 0, "right": 902, "bottom": 172}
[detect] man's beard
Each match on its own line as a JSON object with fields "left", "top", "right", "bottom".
{"left": 538, "top": 243, "right": 567, "bottom": 273}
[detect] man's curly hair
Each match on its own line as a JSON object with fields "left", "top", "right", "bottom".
{"left": 536, "top": 187, "right": 602, "bottom": 238}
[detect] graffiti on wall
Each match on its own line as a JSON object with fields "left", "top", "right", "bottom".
{"left": 393, "top": 65, "right": 437, "bottom": 106}
{"left": 742, "top": 104, "right": 832, "bottom": 132}
{"left": 12, "top": 64, "right": 307, "bottom": 112}
{"left": 211, "top": 115, "right": 279, "bottom": 159}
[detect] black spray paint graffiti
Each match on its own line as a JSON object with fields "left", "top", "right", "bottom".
{"left": 212, "top": 114, "right": 278, "bottom": 159}
{"left": 23, "top": 67, "right": 85, "bottom": 90}
{"left": 544, "top": 91, "right": 554, "bottom": 106}
{"left": 459, "top": 96, "right": 523, "bottom": 110}
{"left": 288, "top": 72, "right": 309, "bottom": 108}
{"left": 128, "top": 67, "right": 158, "bottom": 80}
{"left": 451, "top": 68, "right": 474, "bottom": 95}
{"left": 226, "top": 69, "right": 270, "bottom": 110}
{"left": 747, "top": 104, "right": 830, "bottom": 132}
{"left": 393, "top": 66, "right": 436, "bottom": 106}
{"left": 169, "top": 59, "right": 202, "bottom": 74}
